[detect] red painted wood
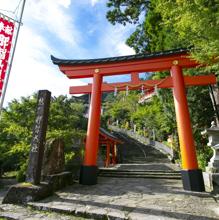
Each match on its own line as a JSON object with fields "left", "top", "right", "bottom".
{"left": 105, "top": 142, "right": 110, "bottom": 168}
{"left": 83, "top": 74, "right": 103, "bottom": 166}
{"left": 131, "top": 72, "right": 140, "bottom": 83}
{"left": 69, "top": 75, "right": 216, "bottom": 94}
{"left": 171, "top": 65, "right": 198, "bottom": 170}
{"left": 59, "top": 53, "right": 198, "bottom": 79}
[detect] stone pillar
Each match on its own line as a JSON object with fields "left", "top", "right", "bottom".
{"left": 26, "top": 90, "right": 51, "bottom": 185}
{"left": 134, "top": 124, "right": 137, "bottom": 133}
{"left": 209, "top": 86, "right": 219, "bottom": 125}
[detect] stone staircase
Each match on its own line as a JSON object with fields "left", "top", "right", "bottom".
{"left": 99, "top": 168, "right": 181, "bottom": 179}
{"left": 113, "top": 131, "right": 170, "bottom": 164}
{"left": 98, "top": 131, "right": 181, "bottom": 180}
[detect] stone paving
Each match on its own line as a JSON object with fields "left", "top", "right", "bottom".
{"left": 1, "top": 175, "right": 219, "bottom": 220}
{"left": 25, "top": 177, "right": 219, "bottom": 220}
{"left": 0, "top": 181, "right": 89, "bottom": 220}
{"left": 105, "top": 163, "right": 181, "bottom": 171}
{"left": 1, "top": 133, "right": 219, "bottom": 220}
{"left": 0, "top": 204, "right": 92, "bottom": 220}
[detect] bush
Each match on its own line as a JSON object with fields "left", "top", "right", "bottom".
{"left": 16, "top": 162, "right": 28, "bottom": 182}
{"left": 197, "top": 147, "right": 213, "bottom": 171}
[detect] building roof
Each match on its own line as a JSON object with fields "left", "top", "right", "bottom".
{"left": 99, "top": 128, "right": 123, "bottom": 144}
{"left": 51, "top": 48, "right": 190, "bottom": 66}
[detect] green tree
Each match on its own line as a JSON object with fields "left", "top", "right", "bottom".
{"left": 106, "top": 0, "right": 217, "bottom": 168}
{"left": 156, "top": 0, "right": 219, "bottom": 67}
{"left": 0, "top": 94, "right": 87, "bottom": 174}
{"left": 107, "top": 0, "right": 219, "bottom": 65}
{"left": 103, "top": 91, "right": 139, "bottom": 126}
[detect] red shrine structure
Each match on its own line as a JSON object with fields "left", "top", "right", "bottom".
{"left": 84, "top": 128, "right": 122, "bottom": 167}
{"left": 99, "top": 128, "right": 123, "bottom": 167}
{"left": 51, "top": 48, "right": 217, "bottom": 192}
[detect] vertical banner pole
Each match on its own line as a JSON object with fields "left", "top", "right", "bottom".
{"left": 0, "top": 0, "right": 26, "bottom": 117}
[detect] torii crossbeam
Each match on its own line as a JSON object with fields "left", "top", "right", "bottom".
{"left": 51, "top": 48, "right": 217, "bottom": 192}
{"left": 69, "top": 75, "right": 216, "bottom": 94}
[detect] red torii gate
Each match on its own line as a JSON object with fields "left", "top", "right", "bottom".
{"left": 51, "top": 48, "right": 217, "bottom": 192}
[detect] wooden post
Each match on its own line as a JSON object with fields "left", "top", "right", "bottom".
{"left": 171, "top": 64, "right": 204, "bottom": 192}
{"left": 131, "top": 72, "right": 140, "bottom": 83}
{"left": 80, "top": 73, "right": 103, "bottom": 185}
{"left": 111, "top": 143, "right": 116, "bottom": 165}
{"left": 105, "top": 142, "right": 110, "bottom": 167}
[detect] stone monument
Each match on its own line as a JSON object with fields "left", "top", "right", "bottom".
{"left": 3, "top": 90, "right": 73, "bottom": 205}
{"left": 26, "top": 90, "right": 51, "bottom": 185}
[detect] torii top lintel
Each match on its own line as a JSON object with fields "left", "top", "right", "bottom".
{"left": 51, "top": 48, "right": 199, "bottom": 79}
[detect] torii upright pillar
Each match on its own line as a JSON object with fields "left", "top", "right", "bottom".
{"left": 171, "top": 64, "right": 205, "bottom": 191}
{"left": 80, "top": 73, "right": 103, "bottom": 185}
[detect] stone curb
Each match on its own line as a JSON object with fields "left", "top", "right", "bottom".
{"left": 28, "top": 202, "right": 128, "bottom": 220}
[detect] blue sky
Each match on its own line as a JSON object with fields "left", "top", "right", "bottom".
{"left": 0, "top": 0, "right": 136, "bottom": 106}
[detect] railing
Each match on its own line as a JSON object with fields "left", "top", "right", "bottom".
{"left": 109, "top": 125, "right": 174, "bottom": 160}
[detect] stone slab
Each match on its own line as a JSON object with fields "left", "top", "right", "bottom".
{"left": 2, "top": 172, "right": 73, "bottom": 204}
{"left": 2, "top": 182, "right": 52, "bottom": 204}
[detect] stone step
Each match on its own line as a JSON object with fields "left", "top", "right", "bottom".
{"left": 98, "top": 169, "right": 181, "bottom": 179}
{"left": 113, "top": 131, "right": 170, "bottom": 164}
{"left": 122, "top": 160, "right": 169, "bottom": 163}
{"left": 98, "top": 173, "right": 181, "bottom": 179}
{"left": 99, "top": 169, "right": 180, "bottom": 173}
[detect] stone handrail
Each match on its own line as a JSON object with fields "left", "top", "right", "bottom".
{"left": 109, "top": 125, "right": 173, "bottom": 160}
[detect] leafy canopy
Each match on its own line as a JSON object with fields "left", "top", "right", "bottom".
{"left": 0, "top": 94, "right": 87, "bottom": 172}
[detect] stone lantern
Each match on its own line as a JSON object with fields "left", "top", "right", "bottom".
{"left": 201, "top": 121, "right": 219, "bottom": 192}
{"left": 202, "top": 122, "right": 219, "bottom": 173}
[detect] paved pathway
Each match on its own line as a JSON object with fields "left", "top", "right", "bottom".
{"left": 1, "top": 175, "right": 219, "bottom": 219}
{"left": 0, "top": 179, "right": 89, "bottom": 220}
{"left": 0, "top": 204, "right": 90, "bottom": 220}
{"left": 1, "top": 132, "right": 219, "bottom": 219}
{"left": 27, "top": 177, "right": 219, "bottom": 220}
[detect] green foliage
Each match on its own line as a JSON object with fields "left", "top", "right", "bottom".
{"left": 103, "top": 91, "right": 139, "bottom": 126}
{"left": 106, "top": 0, "right": 218, "bottom": 167}
{"left": 132, "top": 96, "right": 171, "bottom": 141}
{"left": 16, "top": 161, "right": 27, "bottom": 182}
{"left": 107, "top": 0, "right": 219, "bottom": 67}
{"left": 156, "top": 0, "right": 219, "bottom": 67}
{"left": 65, "top": 152, "right": 75, "bottom": 164}
{"left": 0, "top": 94, "right": 87, "bottom": 175}
{"left": 107, "top": 0, "right": 150, "bottom": 25}
{"left": 197, "top": 147, "right": 213, "bottom": 170}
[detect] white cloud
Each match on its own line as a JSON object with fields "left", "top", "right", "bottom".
{"left": 26, "top": 0, "right": 79, "bottom": 46}
{"left": 4, "top": 25, "right": 85, "bottom": 105}
{"left": 0, "top": 0, "right": 85, "bottom": 106}
{"left": 57, "top": 0, "right": 71, "bottom": 8}
{"left": 0, "top": 0, "right": 136, "bottom": 107}
{"left": 99, "top": 24, "right": 135, "bottom": 57}
{"left": 115, "top": 42, "right": 135, "bottom": 56}
{"left": 91, "top": 0, "right": 100, "bottom": 7}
